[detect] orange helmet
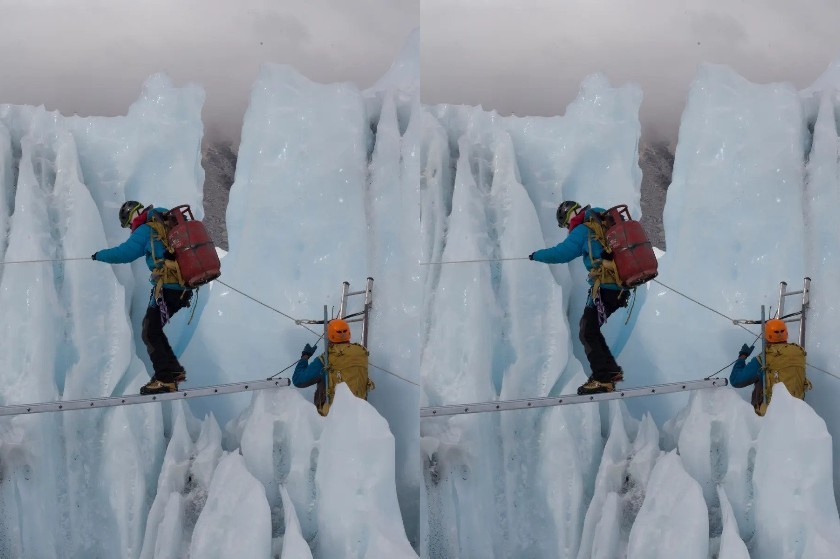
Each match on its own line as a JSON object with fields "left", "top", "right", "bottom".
{"left": 327, "top": 319, "right": 351, "bottom": 343}
{"left": 764, "top": 319, "right": 788, "bottom": 343}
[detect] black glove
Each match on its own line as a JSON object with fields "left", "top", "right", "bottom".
{"left": 738, "top": 344, "right": 755, "bottom": 358}
{"left": 91, "top": 252, "right": 97, "bottom": 261}
{"left": 302, "top": 343, "right": 317, "bottom": 358}
{"left": 528, "top": 252, "right": 535, "bottom": 261}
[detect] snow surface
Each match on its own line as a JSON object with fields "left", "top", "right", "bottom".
{"left": 1, "top": 30, "right": 840, "bottom": 559}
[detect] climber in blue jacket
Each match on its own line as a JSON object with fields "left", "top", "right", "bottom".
{"left": 530, "top": 201, "right": 629, "bottom": 395}
{"left": 92, "top": 201, "right": 192, "bottom": 395}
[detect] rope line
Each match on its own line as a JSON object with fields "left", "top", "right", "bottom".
{"left": 215, "top": 280, "right": 321, "bottom": 336}
{"left": 268, "top": 359, "right": 302, "bottom": 380}
{"left": 420, "top": 257, "right": 529, "bottom": 266}
{"left": 806, "top": 363, "right": 840, "bottom": 381}
{"left": 652, "top": 279, "right": 759, "bottom": 336}
{"left": 0, "top": 257, "right": 90, "bottom": 265}
{"left": 216, "top": 280, "right": 417, "bottom": 387}
{"left": 369, "top": 362, "right": 419, "bottom": 387}
{"left": 3, "top": 257, "right": 836, "bottom": 385}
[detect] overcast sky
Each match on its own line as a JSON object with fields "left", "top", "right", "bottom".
{"left": 1, "top": 1, "right": 839, "bottom": 146}
{"left": 0, "top": 0, "right": 418, "bottom": 145}
{"left": 423, "top": 0, "right": 840, "bottom": 144}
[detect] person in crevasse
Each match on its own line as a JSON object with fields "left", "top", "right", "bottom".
{"left": 730, "top": 318, "right": 810, "bottom": 416}
{"left": 529, "top": 200, "right": 629, "bottom": 395}
{"left": 293, "top": 318, "right": 372, "bottom": 415}
{"left": 92, "top": 200, "right": 193, "bottom": 395}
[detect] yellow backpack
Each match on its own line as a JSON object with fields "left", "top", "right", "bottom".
{"left": 753, "top": 342, "right": 811, "bottom": 416}
{"left": 144, "top": 209, "right": 185, "bottom": 300}
{"left": 317, "top": 342, "right": 373, "bottom": 416}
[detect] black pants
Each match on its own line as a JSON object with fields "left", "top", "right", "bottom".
{"left": 579, "top": 288, "right": 629, "bottom": 381}
{"left": 142, "top": 287, "right": 192, "bottom": 380}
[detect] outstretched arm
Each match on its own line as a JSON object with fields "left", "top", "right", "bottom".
{"left": 95, "top": 225, "right": 148, "bottom": 264}
{"left": 530, "top": 225, "right": 587, "bottom": 264}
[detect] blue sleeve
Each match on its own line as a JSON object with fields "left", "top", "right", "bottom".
{"left": 292, "top": 354, "right": 324, "bottom": 388}
{"left": 531, "top": 225, "right": 587, "bottom": 264}
{"left": 96, "top": 225, "right": 149, "bottom": 264}
{"left": 730, "top": 356, "right": 761, "bottom": 388}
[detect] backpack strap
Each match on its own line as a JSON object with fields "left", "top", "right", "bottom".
{"left": 145, "top": 209, "right": 185, "bottom": 300}
{"left": 583, "top": 211, "right": 623, "bottom": 301}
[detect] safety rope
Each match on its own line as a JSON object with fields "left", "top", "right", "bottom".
{"left": 0, "top": 257, "right": 90, "bottom": 265}
{"left": 651, "top": 279, "right": 759, "bottom": 335}
{"left": 419, "top": 257, "right": 530, "bottom": 266}
{"left": 1, "top": 257, "right": 834, "bottom": 385}
{"left": 806, "top": 363, "right": 840, "bottom": 381}
{"left": 268, "top": 358, "right": 305, "bottom": 380}
{"left": 216, "top": 280, "right": 419, "bottom": 387}
{"left": 653, "top": 279, "right": 840, "bottom": 383}
{"left": 369, "top": 362, "right": 420, "bottom": 387}
{"left": 215, "top": 280, "right": 321, "bottom": 336}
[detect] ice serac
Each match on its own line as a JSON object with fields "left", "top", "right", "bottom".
{"left": 621, "top": 63, "right": 807, "bottom": 423}
{"left": 800, "top": 62, "right": 840, "bottom": 499}
{"left": 181, "top": 62, "right": 368, "bottom": 429}
{"left": 233, "top": 388, "right": 323, "bottom": 543}
{"left": 316, "top": 384, "right": 418, "bottom": 558}
{"left": 421, "top": 74, "right": 641, "bottom": 559}
{"left": 665, "top": 387, "right": 759, "bottom": 544}
{"left": 180, "top": 55, "right": 419, "bottom": 547}
{"left": 716, "top": 486, "right": 750, "bottom": 559}
{"left": 279, "top": 485, "right": 313, "bottom": 559}
{"left": 0, "top": 121, "right": 11, "bottom": 264}
{"left": 189, "top": 452, "right": 273, "bottom": 559}
{"left": 365, "top": 72, "right": 423, "bottom": 544}
{"left": 66, "top": 73, "right": 206, "bottom": 359}
{"left": 0, "top": 98, "right": 177, "bottom": 557}
{"left": 753, "top": 385, "right": 840, "bottom": 558}
{"left": 577, "top": 404, "right": 661, "bottom": 559}
{"left": 626, "top": 451, "right": 709, "bottom": 559}
{"left": 140, "top": 407, "right": 222, "bottom": 558}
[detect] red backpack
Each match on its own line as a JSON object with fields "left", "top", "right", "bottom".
{"left": 584, "top": 205, "right": 658, "bottom": 288}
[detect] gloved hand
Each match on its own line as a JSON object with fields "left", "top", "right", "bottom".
{"left": 302, "top": 343, "right": 317, "bottom": 358}
{"left": 91, "top": 252, "right": 98, "bottom": 261}
{"left": 528, "top": 252, "right": 535, "bottom": 261}
{"left": 738, "top": 344, "right": 755, "bottom": 358}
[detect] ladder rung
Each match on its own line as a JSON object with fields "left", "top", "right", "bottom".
{"left": 346, "top": 289, "right": 368, "bottom": 296}
{"left": 782, "top": 290, "right": 804, "bottom": 296}
{"left": 420, "top": 379, "right": 728, "bottom": 417}
{"left": 0, "top": 378, "right": 291, "bottom": 417}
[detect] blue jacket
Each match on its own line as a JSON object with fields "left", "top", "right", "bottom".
{"left": 730, "top": 356, "right": 762, "bottom": 388}
{"left": 293, "top": 354, "right": 325, "bottom": 388}
{"left": 96, "top": 207, "right": 186, "bottom": 290}
{"left": 531, "top": 207, "right": 621, "bottom": 290}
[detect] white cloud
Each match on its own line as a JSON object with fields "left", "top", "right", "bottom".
{"left": 0, "top": 0, "right": 418, "bottom": 143}
{"left": 421, "top": 0, "right": 840, "bottom": 142}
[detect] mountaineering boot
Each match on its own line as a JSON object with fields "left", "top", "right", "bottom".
{"left": 577, "top": 377, "right": 615, "bottom": 395}
{"left": 170, "top": 370, "right": 187, "bottom": 383}
{"left": 140, "top": 377, "right": 178, "bottom": 395}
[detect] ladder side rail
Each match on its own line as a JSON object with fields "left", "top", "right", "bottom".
{"left": 362, "top": 277, "right": 373, "bottom": 348}
{"left": 323, "top": 305, "right": 330, "bottom": 375}
{"left": 777, "top": 281, "right": 788, "bottom": 318}
{"left": 761, "top": 305, "right": 767, "bottom": 374}
{"left": 0, "top": 379, "right": 291, "bottom": 417}
{"left": 339, "top": 281, "right": 351, "bottom": 318}
{"left": 420, "top": 379, "right": 728, "bottom": 418}
{"left": 800, "top": 277, "right": 810, "bottom": 347}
